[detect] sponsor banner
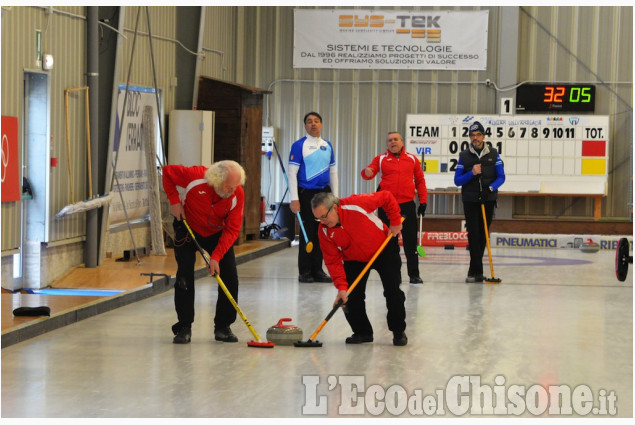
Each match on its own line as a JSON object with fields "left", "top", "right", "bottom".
{"left": 420, "top": 231, "right": 468, "bottom": 247}
{"left": 417, "top": 232, "right": 630, "bottom": 250}
{"left": 108, "top": 85, "right": 161, "bottom": 225}
{"left": 294, "top": 9, "right": 488, "bottom": 70}
{"left": 491, "top": 233, "right": 632, "bottom": 250}
{"left": 1, "top": 116, "right": 20, "bottom": 202}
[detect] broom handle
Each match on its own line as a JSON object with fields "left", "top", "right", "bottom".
{"left": 296, "top": 210, "right": 311, "bottom": 245}
{"left": 213, "top": 274, "right": 262, "bottom": 342}
{"left": 307, "top": 301, "right": 342, "bottom": 341}
{"left": 64, "top": 90, "right": 74, "bottom": 203}
{"left": 420, "top": 149, "right": 425, "bottom": 246}
{"left": 481, "top": 204, "right": 496, "bottom": 279}
{"left": 182, "top": 219, "right": 263, "bottom": 342}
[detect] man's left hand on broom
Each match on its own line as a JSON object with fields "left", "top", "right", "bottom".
{"left": 208, "top": 259, "right": 220, "bottom": 276}
{"left": 170, "top": 203, "right": 185, "bottom": 220}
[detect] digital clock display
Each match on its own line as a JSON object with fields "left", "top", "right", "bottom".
{"left": 516, "top": 84, "right": 596, "bottom": 112}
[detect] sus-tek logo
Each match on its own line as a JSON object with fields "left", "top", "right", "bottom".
{"left": 339, "top": 14, "right": 442, "bottom": 41}
{"left": 339, "top": 15, "right": 395, "bottom": 28}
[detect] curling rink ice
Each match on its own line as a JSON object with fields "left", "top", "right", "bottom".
{"left": 1, "top": 243, "right": 632, "bottom": 420}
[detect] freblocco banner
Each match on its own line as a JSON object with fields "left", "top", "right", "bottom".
{"left": 420, "top": 231, "right": 469, "bottom": 247}
{"left": 294, "top": 9, "right": 488, "bottom": 70}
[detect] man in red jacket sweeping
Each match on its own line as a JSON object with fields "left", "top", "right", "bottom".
{"left": 162, "top": 160, "right": 245, "bottom": 344}
{"left": 362, "top": 131, "right": 427, "bottom": 284}
{"left": 311, "top": 190, "right": 408, "bottom": 346}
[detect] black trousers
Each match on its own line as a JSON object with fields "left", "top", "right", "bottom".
{"left": 462, "top": 200, "right": 495, "bottom": 276}
{"left": 378, "top": 200, "right": 420, "bottom": 279}
{"left": 342, "top": 237, "right": 406, "bottom": 336}
{"left": 172, "top": 218, "right": 238, "bottom": 329}
{"left": 297, "top": 186, "right": 331, "bottom": 276}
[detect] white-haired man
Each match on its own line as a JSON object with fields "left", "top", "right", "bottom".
{"left": 162, "top": 160, "right": 245, "bottom": 344}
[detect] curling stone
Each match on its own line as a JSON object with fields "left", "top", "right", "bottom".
{"left": 266, "top": 318, "right": 303, "bottom": 346}
{"left": 579, "top": 238, "right": 600, "bottom": 253}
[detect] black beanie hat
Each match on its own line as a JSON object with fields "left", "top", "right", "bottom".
{"left": 469, "top": 121, "right": 485, "bottom": 134}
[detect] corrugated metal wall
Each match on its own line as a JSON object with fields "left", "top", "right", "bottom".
{"left": 240, "top": 5, "right": 632, "bottom": 219}
{"left": 1, "top": 6, "right": 88, "bottom": 252}
{"left": 0, "top": 6, "right": 28, "bottom": 252}
{"left": 516, "top": 6, "right": 633, "bottom": 218}
{"left": 118, "top": 7, "right": 177, "bottom": 117}
{"left": 243, "top": 6, "right": 499, "bottom": 210}
{"left": 199, "top": 6, "right": 236, "bottom": 83}
{"left": 48, "top": 7, "right": 88, "bottom": 241}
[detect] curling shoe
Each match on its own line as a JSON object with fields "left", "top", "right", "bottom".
{"left": 393, "top": 331, "right": 408, "bottom": 346}
{"left": 173, "top": 326, "right": 191, "bottom": 344}
{"left": 465, "top": 274, "right": 484, "bottom": 283}
{"left": 214, "top": 326, "right": 238, "bottom": 343}
{"left": 409, "top": 276, "right": 423, "bottom": 284}
{"left": 345, "top": 334, "right": 373, "bottom": 344}
{"left": 313, "top": 270, "right": 333, "bottom": 283}
{"left": 298, "top": 273, "right": 314, "bottom": 283}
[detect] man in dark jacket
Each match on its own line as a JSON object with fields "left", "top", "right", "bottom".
{"left": 453, "top": 121, "right": 506, "bottom": 283}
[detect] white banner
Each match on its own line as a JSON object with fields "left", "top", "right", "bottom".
{"left": 491, "top": 233, "right": 631, "bottom": 251}
{"left": 294, "top": 9, "right": 488, "bottom": 70}
{"left": 108, "top": 85, "right": 161, "bottom": 225}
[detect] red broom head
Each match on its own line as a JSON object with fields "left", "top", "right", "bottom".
{"left": 247, "top": 340, "right": 275, "bottom": 348}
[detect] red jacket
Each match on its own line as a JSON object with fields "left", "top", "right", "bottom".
{"left": 361, "top": 148, "right": 427, "bottom": 204}
{"left": 162, "top": 165, "right": 244, "bottom": 262}
{"left": 318, "top": 191, "right": 402, "bottom": 291}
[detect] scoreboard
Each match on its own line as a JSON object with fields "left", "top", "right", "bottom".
{"left": 516, "top": 84, "right": 596, "bottom": 112}
{"left": 405, "top": 114, "right": 609, "bottom": 195}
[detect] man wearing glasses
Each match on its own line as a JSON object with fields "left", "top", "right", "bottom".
{"left": 453, "top": 121, "right": 506, "bottom": 283}
{"left": 310, "top": 191, "right": 408, "bottom": 346}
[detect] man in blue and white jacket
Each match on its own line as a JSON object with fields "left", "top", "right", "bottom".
{"left": 288, "top": 112, "right": 339, "bottom": 283}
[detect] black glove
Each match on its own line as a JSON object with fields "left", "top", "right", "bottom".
{"left": 478, "top": 187, "right": 491, "bottom": 203}
{"left": 417, "top": 203, "right": 427, "bottom": 217}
